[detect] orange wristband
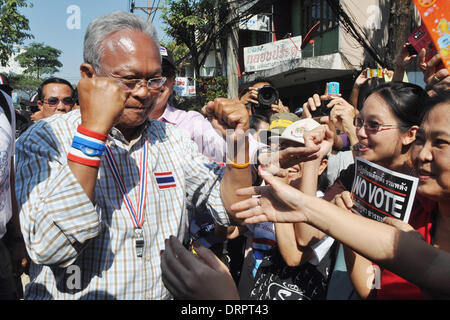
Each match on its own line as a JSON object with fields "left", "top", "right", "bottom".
{"left": 226, "top": 158, "right": 250, "bottom": 169}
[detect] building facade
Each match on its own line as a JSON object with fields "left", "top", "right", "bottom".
{"left": 238, "top": 0, "right": 423, "bottom": 111}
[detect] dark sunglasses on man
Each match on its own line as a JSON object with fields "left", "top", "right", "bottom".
{"left": 42, "top": 97, "right": 75, "bottom": 106}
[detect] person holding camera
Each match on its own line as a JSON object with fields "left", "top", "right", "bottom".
{"left": 239, "top": 78, "right": 289, "bottom": 122}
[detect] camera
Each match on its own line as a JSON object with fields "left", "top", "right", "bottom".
{"left": 257, "top": 85, "right": 279, "bottom": 109}
{"left": 310, "top": 82, "right": 340, "bottom": 118}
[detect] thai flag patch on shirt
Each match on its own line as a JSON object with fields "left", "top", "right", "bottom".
{"left": 154, "top": 172, "right": 177, "bottom": 189}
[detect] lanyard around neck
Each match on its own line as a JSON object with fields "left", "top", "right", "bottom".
{"left": 105, "top": 139, "right": 149, "bottom": 229}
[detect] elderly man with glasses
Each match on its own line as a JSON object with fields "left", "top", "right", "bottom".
{"left": 14, "top": 11, "right": 257, "bottom": 300}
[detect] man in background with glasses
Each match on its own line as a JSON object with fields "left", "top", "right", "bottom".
{"left": 34, "top": 77, "right": 76, "bottom": 121}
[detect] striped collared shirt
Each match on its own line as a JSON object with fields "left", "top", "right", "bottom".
{"left": 15, "top": 110, "right": 229, "bottom": 300}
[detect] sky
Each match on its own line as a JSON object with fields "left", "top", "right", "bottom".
{"left": 18, "top": 0, "right": 169, "bottom": 84}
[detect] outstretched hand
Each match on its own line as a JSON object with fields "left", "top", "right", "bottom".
{"left": 231, "top": 166, "right": 308, "bottom": 224}
{"left": 257, "top": 142, "right": 321, "bottom": 178}
{"left": 160, "top": 236, "right": 240, "bottom": 300}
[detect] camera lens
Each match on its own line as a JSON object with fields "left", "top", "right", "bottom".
{"left": 257, "top": 85, "right": 279, "bottom": 109}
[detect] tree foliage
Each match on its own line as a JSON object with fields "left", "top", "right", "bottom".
{"left": 160, "top": 39, "right": 190, "bottom": 71}
{"left": 161, "top": 0, "right": 274, "bottom": 76}
{"left": 8, "top": 73, "right": 40, "bottom": 98}
{"left": 15, "top": 42, "right": 63, "bottom": 79}
{"left": 161, "top": 0, "right": 225, "bottom": 77}
{"left": 0, "top": 0, "right": 33, "bottom": 66}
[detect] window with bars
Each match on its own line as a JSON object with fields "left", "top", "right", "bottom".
{"left": 301, "top": 0, "right": 338, "bottom": 35}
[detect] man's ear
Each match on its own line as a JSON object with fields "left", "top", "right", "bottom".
{"left": 403, "top": 125, "right": 419, "bottom": 146}
{"left": 318, "top": 158, "right": 328, "bottom": 176}
{"left": 37, "top": 100, "right": 43, "bottom": 111}
{"left": 80, "top": 63, "right": 96, "bottom": 79}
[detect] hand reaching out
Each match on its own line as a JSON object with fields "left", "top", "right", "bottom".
{"left": 257, "top": 142, "right": 321, "bottom": 175}
{"left": 231, "top": 166, "right": 309, "bottom": 224}
{"left": 160, "top": 236, "right": 240, "bottom": 300}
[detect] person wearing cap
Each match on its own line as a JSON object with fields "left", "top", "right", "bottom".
{"left": 257, "top": 112, "right": 302, "bottom": 150}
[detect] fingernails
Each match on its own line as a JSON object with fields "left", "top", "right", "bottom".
{"left": 260, "top": 165, "right": 265, "bottom": 171}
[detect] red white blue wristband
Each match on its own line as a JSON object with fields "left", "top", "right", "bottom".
{"left": 77, "top": 125, "right": 107, "bottom": 141}
{"left": 68, "top": 125, "right": 108, "bottom": 167}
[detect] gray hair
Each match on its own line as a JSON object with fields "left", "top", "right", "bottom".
{"left": 83, "top": 11, "right": 160, "bottom": 72}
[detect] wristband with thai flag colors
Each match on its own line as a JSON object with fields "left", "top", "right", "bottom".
{"left": 67, "top": 125, "right": 108, "bottom": 167}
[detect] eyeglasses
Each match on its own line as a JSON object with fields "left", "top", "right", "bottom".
{"left": 42, "top": 97, "right": 75, "bottom": 106}
{"left": 100, "top": 67, "right": 167, "bottom": 92}
{"left": 354, "top": 117, "right": 400, "bottom": 133}
{"left": 113, "top": 75, "right": 167, "bottom": 91}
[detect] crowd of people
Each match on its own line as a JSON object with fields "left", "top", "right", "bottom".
{"left": 0, "top": 11, "right": 449, "bottom": 300}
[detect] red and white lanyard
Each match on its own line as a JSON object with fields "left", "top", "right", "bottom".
{"left": 105, "top": 139, "right": 149, "bottom": 257}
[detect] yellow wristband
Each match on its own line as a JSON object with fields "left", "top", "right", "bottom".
{"left": 226, "top": 158, "right": 250, "bottom": 169}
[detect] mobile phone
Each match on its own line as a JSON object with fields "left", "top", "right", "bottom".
{"left": 310, "top": 82, "right": 340, "bottom": 118}
{"left": 367, "top": 68, "right": 383, "bottom": 78}
{"left": 408, "top": 24, "right": 445, "bottom": 71}
{"left": 408, "top": 24, "right": 437, "bottom": 63}
{"left": 327, "top": 82, "right": 340, "bottom": 95}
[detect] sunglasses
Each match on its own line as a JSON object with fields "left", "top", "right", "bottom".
{"left": 42, "top": 97, "right": 75, "bottom": 106}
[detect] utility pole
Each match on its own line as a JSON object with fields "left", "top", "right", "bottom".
{"left": 129, "top": 0, "right": 163, "bottom": 23}
{"left": 226, "top": 0, "right": 239, "bottom": 99}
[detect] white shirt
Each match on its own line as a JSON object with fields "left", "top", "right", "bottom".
{"left": 0, "top": 89, "right": 15, "bottom": 239}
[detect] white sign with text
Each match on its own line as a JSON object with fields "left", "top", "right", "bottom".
{"left": 244, "top": 35, "right": 302, "bottom": 72}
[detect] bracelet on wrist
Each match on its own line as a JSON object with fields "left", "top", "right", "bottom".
{"left": 67, "top": 125, "right": 108, "bottom": 167}
{"left": 226, "top": 158, "right": 250, "bottom": 169}
{"left": 77, "top": 125, "right": 108, "bottom": 141}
